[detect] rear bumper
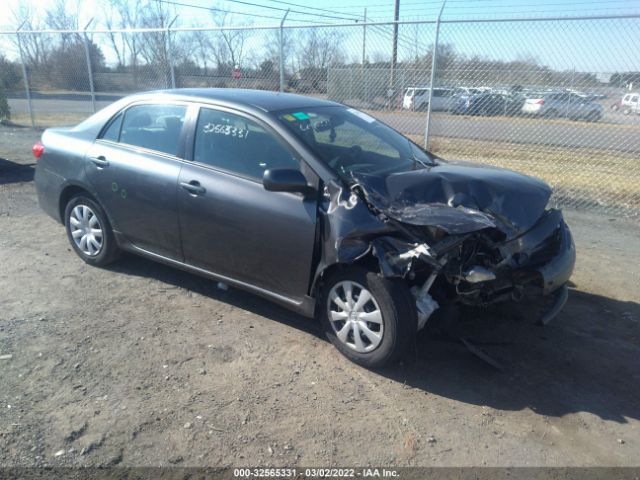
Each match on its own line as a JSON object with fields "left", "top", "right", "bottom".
{"left": 522, "top": 104, "right": 543, "bottom": 114}
{"left": 34, "top": 163, "right": 65, "bottom": 223}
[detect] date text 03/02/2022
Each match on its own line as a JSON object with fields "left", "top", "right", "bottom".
{"left": 233, "top": 467, "right": 400, "bottom": 478}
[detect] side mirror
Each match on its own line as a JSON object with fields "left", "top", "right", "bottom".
{"left": 263, "top": 168, "right": 314, "bottom": 196}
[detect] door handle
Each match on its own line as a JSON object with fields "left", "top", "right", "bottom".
{"left": 90, "top": 156, "right": 109, "bottom": 168}
{"left": 180, "top": 181, "right": 206, "bottom": 195}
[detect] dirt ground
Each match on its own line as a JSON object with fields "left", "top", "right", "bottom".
{"left": 0, "top": 124, "right": 639, "bottom": 468}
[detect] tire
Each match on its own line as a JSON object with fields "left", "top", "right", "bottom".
{"left": 318, "top": 267, "right": 417, "bottom": 369}
{"left": 64, "top": 194, "right": 120, "bottom": 267}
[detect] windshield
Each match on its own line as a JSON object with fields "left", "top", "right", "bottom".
{"left": 274, "top": 106, "right": 435, "bottom": 182}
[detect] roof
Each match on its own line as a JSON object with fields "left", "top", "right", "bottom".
{"left": 151, "top": 88, "right": 342, "bottom": 112}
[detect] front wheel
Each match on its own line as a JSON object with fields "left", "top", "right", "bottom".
{"left": 64, "top": 194, "right": 120, "bottom": 267}
{"left": 319, "top": 267, "right": 416, "bottom": 369}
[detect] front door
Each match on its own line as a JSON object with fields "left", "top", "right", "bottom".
{"left": 85, "top": 103, "right": 188, "bottom": 259}
{"left": 178, "top": 106, "right": 318, "bottom": 300}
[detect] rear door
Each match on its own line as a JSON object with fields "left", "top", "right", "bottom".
{"left": 178, "top": 105, "right": 318, "bottom": 300}
{"left": 85, "top": 103, "right": 188, "bottom": 259}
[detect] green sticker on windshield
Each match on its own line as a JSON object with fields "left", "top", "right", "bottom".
{"left": 292, "top": 112, "right": 310, "bottom": 120}
{"left": 282, "top": 114, "right": 296, "bottom": 122}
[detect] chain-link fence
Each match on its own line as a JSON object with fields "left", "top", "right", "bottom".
{"left": 1, "top": 14, "right": 639, "bottom": 216}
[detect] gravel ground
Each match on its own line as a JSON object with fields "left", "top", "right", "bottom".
{"left": 1, "top": 124, "right": 639, "bottom": 468}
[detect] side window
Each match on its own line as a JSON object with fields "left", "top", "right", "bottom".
{"left": 100, "top": 113, "right": 123, "bottom": 142}
{"left": 194, "top": 108, "right": 299, "bottom": 181}
{"left": 119, "top": 104, "right": 187, "bottom": 156}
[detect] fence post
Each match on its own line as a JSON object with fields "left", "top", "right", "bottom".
{"left": 16, "top": 26, "right": 35, "bottom": 128}
{"left": 167, "top": 16, "right": 178, "bottom": 89}
{"left": 83, "top": 19, "right": 96, "bottom": 113}
{"left": 424, "top": 0, "right": 447, "bottom": 150}
{"left": 279, "top": 10, "right": 290, "bottom": 93}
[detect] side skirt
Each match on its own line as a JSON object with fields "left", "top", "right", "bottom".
{"left": 115, "top": 234, "right": 316, "bottom": 318}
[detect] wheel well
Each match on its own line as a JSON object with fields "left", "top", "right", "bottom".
{"left": 58, "top": 185, "right": 96, "bottom": 222}
{"left": 312, "top": 255, "right": 381, "bottom": 299}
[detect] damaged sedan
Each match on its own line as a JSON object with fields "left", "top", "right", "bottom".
{"left": 34, "top": 89, "right": 575, "bottom": 368}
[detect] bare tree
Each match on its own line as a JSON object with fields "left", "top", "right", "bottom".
{"left": 44, "top": 0, "right": 80, "bottom": 49}
{"left": 102, "top": 0, "right": 145, "bottom": 72}
{"left": 211, "top": 9, "right": 251, "bottom": 72}
{"left": 11, "top": 1, "right": 50, "bottom": 67}
{"left": 296, "top": 28, "right": 346, "bottom": 73}
{"left": 191, "top": 30, "right": 214, "bottom": 74}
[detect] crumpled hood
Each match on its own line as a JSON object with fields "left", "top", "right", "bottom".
{"left": 353, "top": 161, "right": 552, "bottom": 238}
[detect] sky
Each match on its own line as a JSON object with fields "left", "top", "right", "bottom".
{"left": 2, "top": 0, "right": 638, "bottom": 25}
{"left": 1, "top": 0, "right": 639, "bottom": 73}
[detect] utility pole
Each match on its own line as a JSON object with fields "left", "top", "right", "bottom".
{"left": 362, "top": 8, "right": 367, "bottom": 67}
{"left": 279, "top": 9, "right": 290, "bottom": 92}
{"left": 362, "top": 8, "right": 367, "bottom": 104}
{"left": 389, "top": 0, "right": 400, "bottom": 105}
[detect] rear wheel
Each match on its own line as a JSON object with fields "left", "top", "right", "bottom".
{"left": 64, "top": 195, "right": 120, "bottom": 267}
{"left": 319, "top": 267, "right": 416, "bottom": 369}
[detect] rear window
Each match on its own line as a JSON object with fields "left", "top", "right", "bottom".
{"left": 119, "top": 104, "right": 187, "bottom": 157}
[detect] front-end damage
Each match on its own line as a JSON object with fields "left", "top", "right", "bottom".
{"left": 314, "top": 163, "right": 576, "bottom": 331}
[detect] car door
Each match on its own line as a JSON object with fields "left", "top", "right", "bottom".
{"left": 178, "top": 105, "right": 318, "bottom": 300}
{"left": 85, "top": 103, "right": 188, "bottom": 260}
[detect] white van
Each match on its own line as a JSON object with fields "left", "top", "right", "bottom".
{"left": 402, "top": 87, "right": 455, "bottom": 111}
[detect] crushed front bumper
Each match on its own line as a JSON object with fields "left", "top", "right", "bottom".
{"left": 499, "top": 209, "right": 576, "bottom": 295}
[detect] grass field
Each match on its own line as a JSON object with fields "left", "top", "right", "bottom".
{"left": 406, "top": 134, "right": 640, "bottom": 216}
{"left": 9, "top": 112, "right": 91, "bottom": 128}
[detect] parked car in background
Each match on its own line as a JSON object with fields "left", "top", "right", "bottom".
{"left": 33, "top": 89, "right": 575, "bottom": 369}
{"left": 452, "top": 87, "right": 482, "bottom": 98}
{"left": 521, "top": 92, "right": 603, "bottom": 121}
{"left": 611, "top": 93, "right": 638, "bottom": 112}
{"left": 620, "top": 92, "right": 639, "bottom": 114}
{"left": 402, "top": 87, "right": 456, "bottom": 111}
{"left": 452, "top": 92, "right": 525, "bottom": 116}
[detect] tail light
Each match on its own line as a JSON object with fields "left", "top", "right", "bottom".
{"left": 534, "top": 99, "right": 545, "bottom": 105}
{"left": 32, "top": 141, "right": 45, "bottom": 159}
